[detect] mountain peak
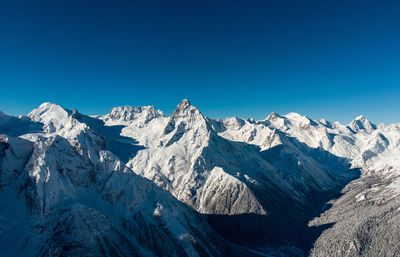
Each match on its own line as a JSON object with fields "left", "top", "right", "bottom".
{"left": 37, "top": 102, "right": 64, "bottom": 110}
{"left": 285, "top": 112, "right": 303, "bottom": 119}
{"left": 266, "top": 112, "right": 282, "bottom": 121}
{"left": 284, "top": 112, "right": 314, "bottom": 122}
{"left": 28, "top": 102, "right": 84, "bottom": 133}
{"left": 354, "top": 115, "right": 366, "bottom": 121}
{"left": 222, "top": 117, "right": 246, "bottom": 130}
{"left": 163, "top": 100, "right": 206, "bottom": 135}
{"left": 108, "top": 105, "right": 163, "bottom": 123}
{"left": 349, "top": 115, "right": 376, "bottom": 133}
{"left": 177, "top": 99, "right": 191, "bottom": 110}
{"left": 170, "top": 99, "right": 200, "bottom": 118}
{"left": 29, "top": 102, "right": 70, "bottom": 120}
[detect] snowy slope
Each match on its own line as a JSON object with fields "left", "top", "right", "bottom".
{"left": 1, "top": 100, "right": 400, "bottom": 256}
{"left": 0, "top": 103, "right": 259, "bottom": 257}
{"left": 208, "top": 111, "right": 400, "bottom": 256}
{"left": 98, "top": 100, "right": 360, "bottom": 250}
{"left": 104, "top": 101, "right": 351, "bottom": 213}
{"left": 306, "top": 121, "right": 400, "bottom": 256}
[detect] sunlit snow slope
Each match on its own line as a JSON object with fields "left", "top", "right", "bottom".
{"left": 1, "top": 100, "right": 399, "bottom": 257}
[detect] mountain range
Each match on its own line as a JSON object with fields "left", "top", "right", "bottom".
{"left": 1, "top": 100, "right": 399, "bottom": 257}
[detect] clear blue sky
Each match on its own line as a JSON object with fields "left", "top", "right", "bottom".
{"left": 1, "top": 0, "right": 399, "bottom": 124}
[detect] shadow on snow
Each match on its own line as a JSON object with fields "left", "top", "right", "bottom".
{"left": 204, "top": 132, "right": 361, "bottom": 256}
{"left": 73, "top": 112, "right": 145, "bottom": 163}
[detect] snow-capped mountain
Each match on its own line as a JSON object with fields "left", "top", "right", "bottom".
{"left": 212, "top": 109, "right": 400, "bottom": 256}
{"left": 1, "top": 99, "right": 400, "bottom": 256}
{"left": 0, "top": 103, "right": 257, "bottom": 257}
{"left": 102, "top": 100, "right": 359, "bottom": 249}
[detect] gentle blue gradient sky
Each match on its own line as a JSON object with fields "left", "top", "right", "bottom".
{"left": 1, "top": 0, "right": 399, "bottom": 124}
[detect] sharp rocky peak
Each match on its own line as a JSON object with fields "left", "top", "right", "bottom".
{"left": 163, "top": 99, "right": 208, "bottom": 135}
{"left": 263, "top": 112, "right": 289, "bottom": 128}
{"left": 177, "top": 98, "right": 191, "bottom": 109}
{"left": 349, "top": 115, "right": 376, "bottom": 133}
{"left": 170, "top": 99, "right": 200, "bottom": 116}
{"left": 168, "top": 99, "right": 203, "bottom": 118}
{"left": 266, "top": 112, "right": 282, "bottom": 120}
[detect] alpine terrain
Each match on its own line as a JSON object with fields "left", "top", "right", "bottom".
{"left": 1, "top": 100, "right": 399, "bottom": 257}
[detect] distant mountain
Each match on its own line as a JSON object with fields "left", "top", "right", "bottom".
{"left": 1, "top": 100, "right": 399, "bottom": 256}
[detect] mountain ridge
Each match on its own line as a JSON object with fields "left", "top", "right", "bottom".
{"left": 1, "top": 100, "right": 399, "bottom": 256}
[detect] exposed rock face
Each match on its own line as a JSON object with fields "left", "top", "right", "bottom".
{"left": 105, "top": 100, "right": 360, "bottom": 250}
{"left": 1, "top": 100, "right": 400, "bottom": 256}
{"left": 0, "top": 103, "right": 258, "bottom": 257}
{"left": 348, "top": 115, "right": 377, "bottom": 134}
{"left": 108, "top": 105, "right": 164, "bottom": 125}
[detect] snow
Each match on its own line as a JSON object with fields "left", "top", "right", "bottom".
{"left": 1, "top": 99, "right": 400, "bottom": 256}
{"left": 0, "top": 101, "right": 252, "bottom": 257}
{"left": 348, "top": 115, "right": 377, "bottom": 134}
